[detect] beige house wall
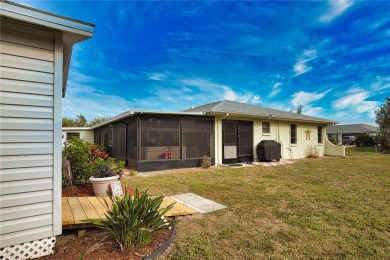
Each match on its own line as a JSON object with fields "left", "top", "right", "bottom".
{"left": 254, "top": 120, "right": 327, "bottom": 160}
{"left": 214, "top": 115, "right": 328, "bottom": 165}
{"left": 324, "top": 136, "right": 345, "bottom": 157}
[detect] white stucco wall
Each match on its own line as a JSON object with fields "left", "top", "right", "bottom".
{"left": 213, "top": 115, "right": 328, "bottom": 165}
{"left": 324, "top": 136, "right": 345, "bottom": 157}
{"left": 253, "top": 120, "right": 326, "bottom": 160}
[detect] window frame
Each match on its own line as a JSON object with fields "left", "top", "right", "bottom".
{"left": 262, "top": 122, "right": 270, "bottom": 135}
{"left": 290, "top": 124, "right": 297, "bottom": 145}
{"left": 66, "top": 132, "right": 80, "bottom": 140}
{"left": 108, "top": 125, "right": 113, "bottom": 146}
{"left": 318, "top": 126, "right": 323, "bottom": 144}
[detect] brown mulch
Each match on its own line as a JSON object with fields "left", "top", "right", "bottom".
{"left": 62, "top": 185, "right": 139, "bottom": 197}
{"left": 54, "top": 185, "right": 170, "bottom": 259}
{"left": 40, "top": 228, "right": 172, "bottom": 260}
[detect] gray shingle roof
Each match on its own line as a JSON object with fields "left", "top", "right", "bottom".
{"left": 184, "top": 100, "right": 336, "bottom": 124}
{"left": 326, "top": 124, "right": 379, "bottom": 134}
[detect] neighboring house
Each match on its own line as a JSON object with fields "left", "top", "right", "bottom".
{"left": 92, "top": 100, "right": 344, "bottom": 172}
{"left": 62, "top": 127, "right": 94, "bottom": 147}
{"left": 326, "top": 124, "right": 379, "bottom": 144}
{"left": 0, "top": 1, "right": 94, "bottom": 258}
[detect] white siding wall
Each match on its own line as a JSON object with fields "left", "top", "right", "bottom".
{"left": 0, "top": 18, "right": 58, "bottom": 248}
{"left": 61, "top": 129, "right": 94, "bottom": 147}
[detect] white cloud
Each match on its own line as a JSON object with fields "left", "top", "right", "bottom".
{"left": 302, "top": 105, "right": 324, "bottom": 116}
{"left": 269, "top": 82, "right": 282, "bottom": 97}
{"left": 179, "top": 78, "right": 259, "bottom": 104}
{"left": 148, "top": 72, "right": 167, "bottom": 81}
{"left": 291, "top": 90, "right": 329, "bottom": 106}
{"left": 294, "top": 60, "right": 312, "bottom": 77}
{"left": 332, "top": 88, "right": 379, "bottom": 119}
{"left": 63, "top": 82, "right": 133, "bottom": 120}
{"left": 294, "top": 49, "right": 317, "bottom": 77}
{"left": 251, "top": 95, "right": 260, "bottom": 103}
{"left": 320, "top": 0, "right": 355, "bottom": 22}
{"left": 370, "top": 76, "right": 390, "bottom": 92}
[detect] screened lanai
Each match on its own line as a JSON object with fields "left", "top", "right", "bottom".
{"left": 94, "top": 113, "right": 215, "bottom": 172}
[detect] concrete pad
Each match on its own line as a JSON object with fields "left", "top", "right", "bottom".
{"left": 170, "top": 193, "right": 226, "bottom": 214}
{"left": 252, "top": 160, "right": 295, "bottom": 167}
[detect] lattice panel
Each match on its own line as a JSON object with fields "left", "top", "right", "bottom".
{"left": 0, "top": 237, "right": 55, "bottom": 260}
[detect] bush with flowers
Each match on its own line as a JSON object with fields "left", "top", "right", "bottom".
{"left": 63, "top": 137, "right": 124, "bottom": 186}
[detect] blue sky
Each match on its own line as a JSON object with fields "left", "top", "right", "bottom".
{"left": 17, "top": 0, "right": 390, "bottom": 125}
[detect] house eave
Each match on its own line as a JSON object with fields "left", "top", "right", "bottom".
{"left": 91, "top": 110, "right": 206, "bottom": 129}
{"left": 62, "top": 127, "right": 93, "bottom": 131}
{"left": 206, "top": 111, "right": 337, "bottom": 125}
{"left": 0, "top": 0, "right": 94, "bottom": 40}
{"left": 0, "top": 0, "right": 95, "bottom": 97}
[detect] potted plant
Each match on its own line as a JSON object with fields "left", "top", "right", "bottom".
{"left": 88, "top": 146, "right": 124, "bottom": 196}
{"left": 89, "top": 166, "right": 118, "bottom": 196}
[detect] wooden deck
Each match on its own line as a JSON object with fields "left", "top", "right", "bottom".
{"left": 62, "top": 196, "right": 197, "bottom": 230}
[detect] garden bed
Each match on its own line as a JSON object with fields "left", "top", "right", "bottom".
{"left": 62, "top": 185, "right": 138, "bottom": 197}
{"left": 59, "top": 185, "right": 175, "bottom": 259}
{"left": 40, "top": 228, "right": 173, "bottom": 260}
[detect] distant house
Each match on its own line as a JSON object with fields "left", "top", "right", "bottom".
{"left": 62, "top": 127, "right": 94, "bottom": 147}
{"left": 0, "top": 1, "right": 94, "bottom": 258}
{"left": 326, "top": 124, "right": 379, "bottom": 144}
{"left": 92, "top": 100, "right": 344, "bottom": 172}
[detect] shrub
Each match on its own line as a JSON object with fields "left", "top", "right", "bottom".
{"left": 64, "top": 138, "right": 125, "bottom": 185}
{"left": 355, "top": 135, "right": 375, "bottom": 147}
{"left": 305, "top": 145, "right": 319, "bottom": 158}
{"left": 85, "top": 188, "right": 177, "bottom": 251}
{"left": 129, "top": 169, "right": 138, "bottom": 176}
{"left": 328, "top": 137, "right": 338, "bottom": 145}
{"left": 201, "top": 155, "right": 211, "bottom": 169}
{"left": 91, "top": 157, "right": 125, "bottom": 178}
{"left": 64, "top": 138, "right": 92, "bottom": 185}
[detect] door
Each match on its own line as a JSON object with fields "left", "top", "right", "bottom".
{"left": 223, "top": 121, "right": 238, "bottom": 159}
{"left": 222, "top": 120, "right": 254, "bottom": 163}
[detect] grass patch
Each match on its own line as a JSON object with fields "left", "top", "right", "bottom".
{"left": 122, "top": 153, "right": 390, "bottom": 259}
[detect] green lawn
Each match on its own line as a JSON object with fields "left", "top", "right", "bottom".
{"left": 122, "top": 151, "right": 390, "bottom": 259}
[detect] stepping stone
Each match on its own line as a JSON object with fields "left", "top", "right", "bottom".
{"left": 170, "top": 193, "right": 226, "bottom": 214}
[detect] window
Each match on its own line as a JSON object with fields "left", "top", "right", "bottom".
{"left": 140, "top": 117, "right": 180, "bottom": 160}
{"left": 262, "top": 122, "right": 270, "bottom": 134}
{"left": 318, "top": 126, "right": 323, "bottom": 144}
{"left": 108, "top": 125, "right": 113, "bottom": 146}
{"left": 290, "top": 124, "right": 297, "bottom": 144}
{"left": 66, "top": 132, "right": 80, "bottom": 140}
{"left": 182, "top": 117, "right": 214, "bottom": 158}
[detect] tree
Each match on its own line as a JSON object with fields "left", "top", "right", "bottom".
{"left": 375, "top": 97, "right": 390, "bottom": 153}
{"left": 62, "top": 117, "right": 78, "bottom": 127}
{"left": 87, "top": 117, "right": 109, "bottom": 127}
{"left": 62, "top": 114, "right": 109, "bottom": 127}
{"left": 296, "top": 105, "right": 303, "bottom": 114}
{"left": 75, "top": 114, "right": 87, "bottom": 126}
{"left": 62, "top": 114, "right": 87, "bottom": 127}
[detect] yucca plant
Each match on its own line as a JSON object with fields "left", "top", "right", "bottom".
{"left": 84, "top": 187, "right": 177, "bottom": 251}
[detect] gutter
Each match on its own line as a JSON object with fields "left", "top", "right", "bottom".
{"left": 91, "top": 110, "right": 206, "bottom": 129}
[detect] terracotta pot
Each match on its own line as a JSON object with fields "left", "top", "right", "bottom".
{"left": 89, "top": 175, "right": 119, "bottom": 196}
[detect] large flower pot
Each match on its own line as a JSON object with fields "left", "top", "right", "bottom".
{"left": 89, "top": 175, "right": 119, "bottom": 196}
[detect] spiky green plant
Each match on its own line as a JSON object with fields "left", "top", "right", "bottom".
{"left": 84, "top": 187, "right": 177, "bottom": 251}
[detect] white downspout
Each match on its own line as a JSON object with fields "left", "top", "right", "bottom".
{"left": 277, "top": 120, "right": 284, "bottom": 160}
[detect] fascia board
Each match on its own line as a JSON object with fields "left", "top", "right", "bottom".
{"left": 0, "top": 1, "right": 94, "bottom": 43}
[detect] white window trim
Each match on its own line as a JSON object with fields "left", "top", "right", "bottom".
{"left": 262, "top": 122, "right": 271, "bottom": 135}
